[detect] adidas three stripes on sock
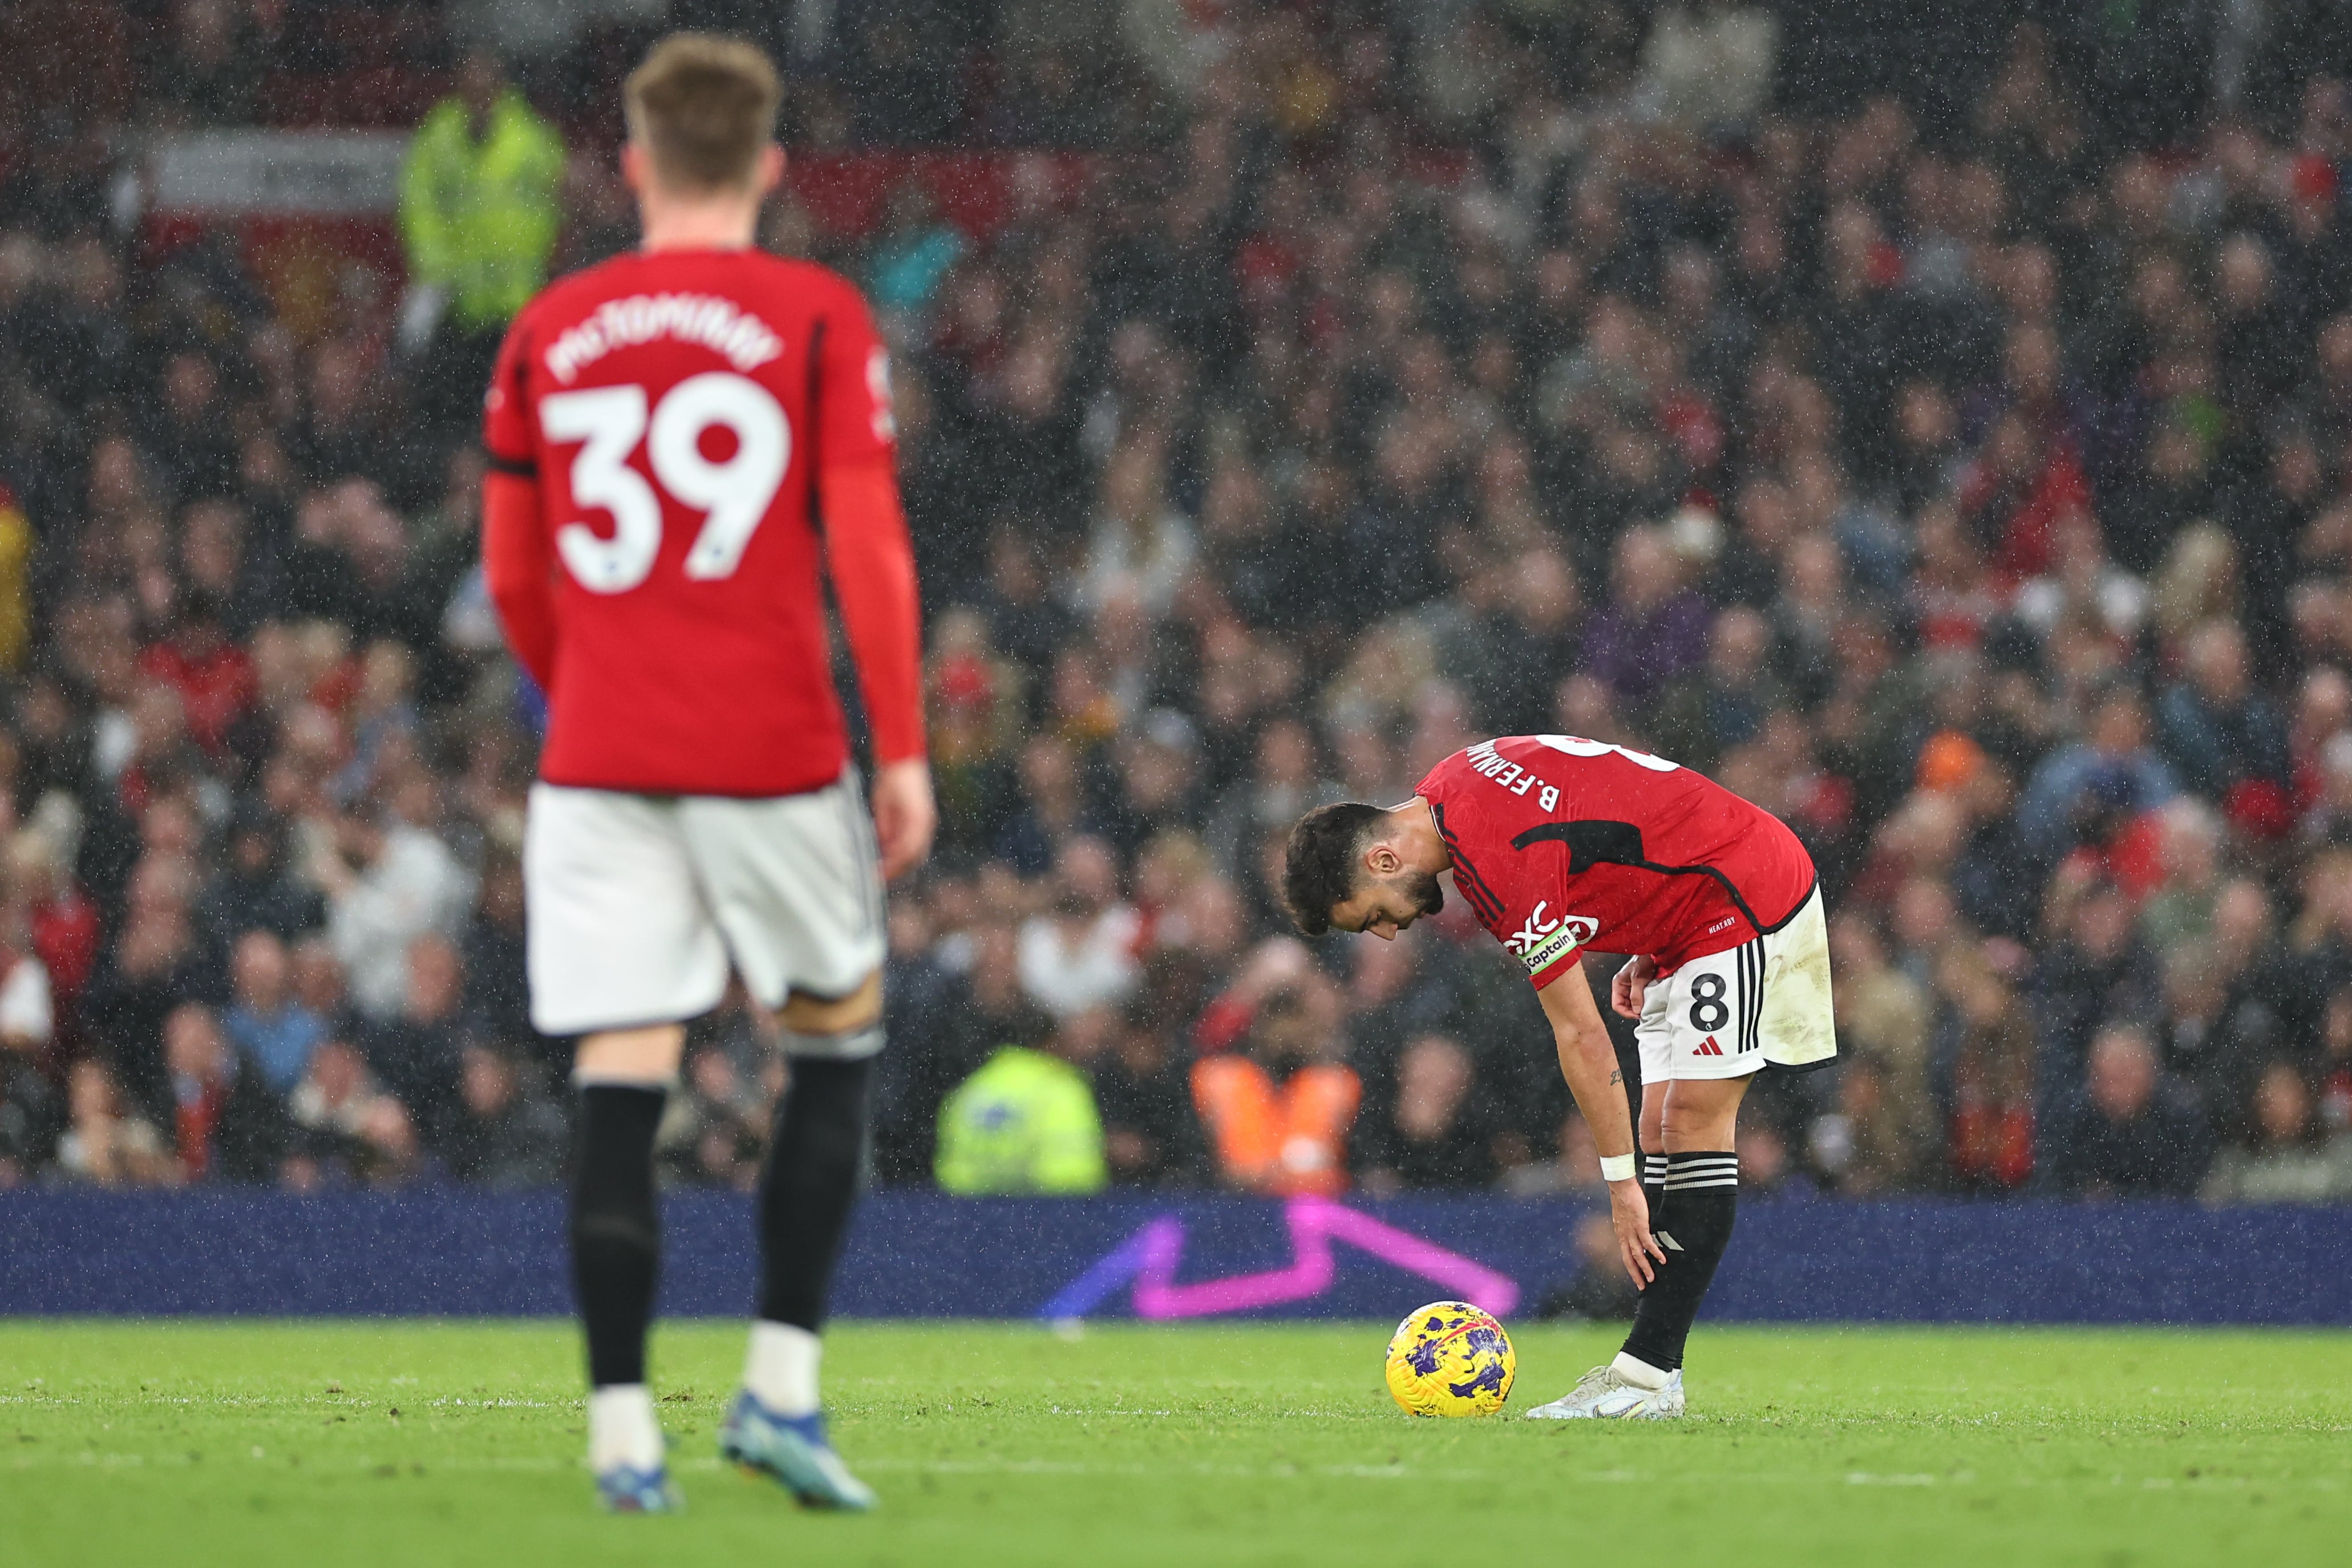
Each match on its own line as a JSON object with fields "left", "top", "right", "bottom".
{"left": 1620, "top": 1150, "right": 1739, "bottom": 1374}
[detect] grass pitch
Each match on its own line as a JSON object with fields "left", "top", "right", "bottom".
{"left": 3, "top": 1321, "right": 2348, "bottom": 1567}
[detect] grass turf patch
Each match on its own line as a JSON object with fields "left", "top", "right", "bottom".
{"left": 2, "top": 1320, "right": 2347, "bottom": 1567}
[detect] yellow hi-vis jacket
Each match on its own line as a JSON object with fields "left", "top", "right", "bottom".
{"left": 399, "top": 88, "right": 565, "bottom": 333}
{"left": 936, "top": 1047, "right": 1108, "bottom": 1196}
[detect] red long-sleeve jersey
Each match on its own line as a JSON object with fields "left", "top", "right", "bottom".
{"left": 482, "top": 247, "right": 923, "bottom": 797}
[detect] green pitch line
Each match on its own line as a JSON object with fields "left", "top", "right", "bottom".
{"left": 2, "top": 1321, "right": 2349, "bottom": 1567}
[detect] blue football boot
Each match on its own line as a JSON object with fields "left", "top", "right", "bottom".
{"left": 718, "top": 1390, "right": 877, "bottom": 1511}
{"left": 595, "top": 1460, "right": 683, "bottom": 1512}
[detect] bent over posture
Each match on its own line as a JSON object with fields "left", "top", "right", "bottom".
{"left": 1285, "top": 734, "right": 1833, "bottom": 1418}
{"left": 481, "top": 35, "right": 931, "bottom": 1509}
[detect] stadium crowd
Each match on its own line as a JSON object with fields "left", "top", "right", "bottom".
{"left": 7, "top": 1, "right": 2352, "bottom": 1209}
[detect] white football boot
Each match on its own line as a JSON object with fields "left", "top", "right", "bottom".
{"left": 1523, "top": 1361, "right": 1686, "bottom": 1420}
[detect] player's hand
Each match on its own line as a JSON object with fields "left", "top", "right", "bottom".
{"left": 1610, "top": 954, "right": 1657, "bottom": 1019}
{"left": 870, "top": 757, "right": 937, "bottom": 881}
{"left": 1609, "top": 1177, "right": 1666, "bottom": 1288}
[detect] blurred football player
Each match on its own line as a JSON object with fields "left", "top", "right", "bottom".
{"left": 481, "top": 33, "right": 929, "bottom": 1510}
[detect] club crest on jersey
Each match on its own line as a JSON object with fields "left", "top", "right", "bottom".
{"left": 1504, "top": 902, "right": 1598, "bottom": 973}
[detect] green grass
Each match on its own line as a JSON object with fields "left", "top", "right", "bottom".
{"left": 2, "top": 1321, "right": 2349, "bottom": 1567}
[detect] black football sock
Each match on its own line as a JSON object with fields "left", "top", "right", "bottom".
{"left": 570, "top": 1083, "right": 667, "bottom": 1388}
{"left": 756, "top": 1051, "right": 875, "bottom": 1332}
{"left": 1619, "top": 1150, "right": 1739, "bottom": 1374}
{"left": 1641, "top": 1153, "right": 1668, "bottom": 1240}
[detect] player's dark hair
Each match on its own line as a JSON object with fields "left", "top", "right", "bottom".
{"left": 624, "top": 33, "right": 780, "bottom": 194}
{"left": 1282, "top": 802, "right": 1387, "bottom": 938}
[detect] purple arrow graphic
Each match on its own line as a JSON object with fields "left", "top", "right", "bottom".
{"left": 1037, "top": 1199, "right": 1521, "bottom": 1321}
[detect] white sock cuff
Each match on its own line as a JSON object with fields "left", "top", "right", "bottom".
{"left": 586, "top": 1383, "right": 663, "bottom": 1471}
{"left": 1611, "top": 1351, "right": 1673, "bottom": 1390}
{"left": 745, "top": 1320, "right": 823, "bottom": 1417}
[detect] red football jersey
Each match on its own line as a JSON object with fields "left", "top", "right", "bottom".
{"left": 1416, "top": 735, "right": 1816, "bottom": 988}
{"left": 484, "top": 249, "right": 897, "bottom": 796}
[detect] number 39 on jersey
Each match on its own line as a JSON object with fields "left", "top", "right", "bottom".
{"left": 540, "top": 372, "right": 789, "bottom": 593}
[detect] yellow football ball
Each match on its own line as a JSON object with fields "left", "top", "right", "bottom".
{"left": 1383, "top": 1300, "right": 1515, "bottom": 1417}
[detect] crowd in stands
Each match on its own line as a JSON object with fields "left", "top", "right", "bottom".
{"left": 9, "top": 1, "right": 2352, "bottom": 1208}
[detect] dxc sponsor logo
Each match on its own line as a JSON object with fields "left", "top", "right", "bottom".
{"left": 1504, "top": 902, "right": 1597, "bottom": 956}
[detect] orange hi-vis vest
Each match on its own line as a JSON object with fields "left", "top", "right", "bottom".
{"left": 1191, "top": 1056, "right": 1361, "bottom": 1197}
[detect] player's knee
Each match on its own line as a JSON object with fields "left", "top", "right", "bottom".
{"left": 574, "top": 1024, "right": 687, "bottom": 1086}
{"left": 1661, "top": 1083, "right": 1745, "bottom": 1148}
{"left": 1638, "top": 1087, "right": 1669, "bottom": 1153}
{"left": 779, "top": 971, "right": 882, "bottom": 1039}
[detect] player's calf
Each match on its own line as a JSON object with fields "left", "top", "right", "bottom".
{"left": 572, "top": 1068, "right": 675, "bottom": 1505}
{"left": 1616, "top": 1148, "right": 1740, "bottom": 1381}
{"left": 730, "top": 988, "right": 884, "bottom": 1506}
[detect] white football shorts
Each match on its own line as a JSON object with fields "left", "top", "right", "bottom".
{"left": 1635, "top": 886, "right": 1836, "bottom": 1084}
{"left": 523, "top": 772, "right": 885, "bottom": 1042}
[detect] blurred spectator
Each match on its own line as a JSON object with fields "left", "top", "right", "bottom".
{"left": 221, "top": 930, "right": 326, "bottom": 1094}
{"left": 1638, "top": 1, "right": 1779, "bottom": 130}
{"left": 0, "top": 927, "right": 59, "bottom": 1181}
{"left": 662, "top": 1031, "right": 776, "bottom": 1191}
{"left": 1808, "top": 1051, "right": 1918, "bottom": 1195}
{"left": 14, "top": 828, "right": 99, "bottom": 1011}
{"left": 2156, "top": 621, "right": 2291, "bottom": 811}
{"left": 2152, "top": 943, "right": 2277, "bottom": 1132}
{"left": 1202, "top": 718, "right": 1339, "bottom": 882}
{"left": 1943, "top": 949, "right": 2038, "bottom": 1194}
{"left": 290, "top": 935, "right": 357, "bottom": 1040}
{"left": 197, "top": 805, "right": 325, "bottom": 951}
{"left": 1092, "top": 1006, "right": 1205, "bottom": 1188}
{"left": 1192, "top": 984, "right": 1359, "bottom": 1197}
{"left": 284, "top": 1038, "right": 418, "bottom": 1190}
{"left": 398, "top": 49, "right": 564, "bottom": 439}
{"left": 1827, "top": 913, "right": 1933, "bottom": 1168}
{"left": 1017, "top": 837, "right": 1142, "bottom": 1018}
{"left": 460, "top": 849, "right": 544, "bottom": 1074}
{"left": 314, "top": 788, "right": 475, "bottom": 1023}
{"left": 444, "top": 1044, "right": 566, "bottom": 1190}
{"left": 1, "top": 915, "right": 55, "bottom": 1058}
{"left": 88, "top": 857, "right": 218, "bottom": 1122}
{"left": 865, "top": 182, "right": 967, "bottom": 333}
{"left": 2018, "top": 686, "right": 2181, "bottom": 864}
{"left": 2201, "top": 1060, "right": 2352, "bottom": 1204}
{"left": 163, "top": 1003, "right": 286, "bottom": 1184}
{"left": 1357, "top": 1034, "right": 1494, "bottom": 1196}
{"left": 362, "top": 934, "right": 472, "bottom": 1149}
{"left": 2053, "top": 1024, "right": 2213, "bottom": 1198}
{"left": 1579, "top": 528, "right": 1711, "bottom": 707}
{"left": 49, "top": 1060, "right": 169, "bottom": 1188}
{"left": 1737, "top": 1121, "right": 1795, "bottom": 1195}
{"left": 935, "top": 1040, "right": 1108, "bottom": 1196}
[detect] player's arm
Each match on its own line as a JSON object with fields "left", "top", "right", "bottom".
{"left": 481, "top": 467, "right": 558, "bottom": 690}
{"left": 819, "top": 459, "right": 932, "bottom": 878}
{"left": 814, "top": 290, "right": 933, "bottom": 880}
{"left": 1537, "top": 961, "right": 1666, "bottom": 1287}
{"left": 477, "top": 315, "right": 560, "bottom": 690}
